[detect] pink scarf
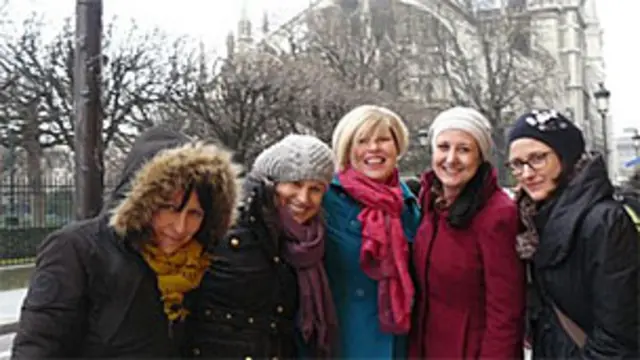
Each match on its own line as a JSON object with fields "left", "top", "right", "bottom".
{"left": 337, "top": 167, "right": 414, "bottom": 334}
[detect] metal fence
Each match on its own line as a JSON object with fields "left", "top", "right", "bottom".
{"left": 0, "top": 176, "right": 90, "bottom": 265}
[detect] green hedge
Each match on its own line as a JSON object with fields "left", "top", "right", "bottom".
{"left": 0, "top": 227, "right": 59, "bottom": 260}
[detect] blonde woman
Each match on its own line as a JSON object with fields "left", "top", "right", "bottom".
{"left": 323, "top": 105, "right": 420, "bottom": 358}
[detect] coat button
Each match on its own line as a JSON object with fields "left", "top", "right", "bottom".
{"left": 192, "top": 348, "right": 201, "bottom": 356}
{"left": 204, "top": 309, "right": 212, "bottom": 316}
{"left": 250, "top": 216, "right": 256, "bottom": 222}
{"left": 270, "top": 322, "right": 277, "bottom": 329}
{"left": 248, "top": 317, "right": 254, "bottom": 324}
{"left": 276, "top": 305, "right": 284, "bottom": 313}
{"left": 230, "top": 237, "right": 240, "bottom": 247}
{"left": 245, "top": 357, "right": 253, "bottom": 360}
{"left": 272, "top": 357, "right": 278, "bottom": 360}
{"left": 273, "top": 256, "right": 280, "bottom": 263}
{"left": 226, "top": 313, "right": 232, "bottom": 319}
{"left": 355, "top": 288, "right": 365, "bottom": 297}
{"left": 339, "top": 193, "right": 346, "bottom": 198}
{"left": 350, "top": 220, "right": 358, "bottom": 227}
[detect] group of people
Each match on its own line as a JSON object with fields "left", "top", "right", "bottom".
{"left": 10, "top": 104, "right": 638, "bottom": 359}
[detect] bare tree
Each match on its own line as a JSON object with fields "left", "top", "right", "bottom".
{"left": 166, "top": 46, "right": 329, "bottom": 166}
{"left": 0, "top": 16, "right": 181, "bottom": 152}
{"left": 425, "top": 3, "right": 562, "bottom": 182}
{"left": 0, "top": 0, "right": 8, "bottom": 37}
{"left": 0, "top": 15, "right": 180, "bottom": 223}
{"left": 249, "top": 3, "right": 434, "bottom": 174}
{"left": 300, "top": 3, "right": 412, "bottom": 95}
{"left": 292, "top": 54, "right": 424, "bottom": 144}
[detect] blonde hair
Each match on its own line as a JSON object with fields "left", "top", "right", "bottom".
{"left": 331, "top": 105, "right": 409, "bottom": 171}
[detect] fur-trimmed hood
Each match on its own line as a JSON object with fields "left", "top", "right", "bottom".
{"left": 106, "top": 127, "right": 241, "bottom": 247}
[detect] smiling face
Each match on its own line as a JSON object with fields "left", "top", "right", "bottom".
{"left": 350, "top": 123, "right": 399, "bottom": 182}
{"left": 275, "top": 180, "right": 328, "bottom": 224}
{"left": 151, "top": 190, "right": 204, "bottom": 254}
{"left": 432, "top": 129, "right": 482, "bottom": 195}
{"left": 508, "top": 138, "right": 562, "bottom": 202}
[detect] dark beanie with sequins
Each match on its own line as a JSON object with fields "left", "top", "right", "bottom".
{"left": 508, "top": 109, "right": 586, "bottom": 169}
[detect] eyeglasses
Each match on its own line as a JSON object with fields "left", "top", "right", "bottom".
{"left": 506, "top": 151, "right": 551, "bottom": 176}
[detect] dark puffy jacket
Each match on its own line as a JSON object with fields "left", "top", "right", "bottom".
{"left": 184, "top": 176, "right": 299, "bottom": 359}
{"left": 11, "top": 128, "right": 238, "bottom": 359}
{"left": 528, "top": 156, "right": 639, "bottom": 359}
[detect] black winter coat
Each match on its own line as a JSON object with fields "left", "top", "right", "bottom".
{"left": 185, "top": 176, "right": 299, "bottom": 359}
{"left": 11, "top": 128, "right": 239, "bottom": 359}
{"left": 528, "top": 156, "right": 639, "bottom": 359}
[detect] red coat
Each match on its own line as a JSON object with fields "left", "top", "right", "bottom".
{"left": 409, "top": 170, "right": 525, "bottom": 359}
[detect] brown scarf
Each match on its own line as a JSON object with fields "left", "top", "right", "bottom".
{"left": 279, "top": 207, "right": 338, "bottom": 358}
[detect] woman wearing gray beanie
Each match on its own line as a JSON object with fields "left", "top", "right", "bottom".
{"left": 184, "top": 134, "right": 338, "bottom": 359}
{"left": 507, "top": 109, "right": 638, "bottom": 359}
{"left": 409, "top": 106, "right": 525, "bottom": 359}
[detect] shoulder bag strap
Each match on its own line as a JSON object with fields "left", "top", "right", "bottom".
{"left": 551, "top": 302, "right": 587, "bottom": 348}
{"left": 531, "top": 264, "right": 588, "bottom": 348}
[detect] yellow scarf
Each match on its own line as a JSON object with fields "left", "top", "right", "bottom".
{"left": 141, "top": 241, "right": 211, "bottom": 321}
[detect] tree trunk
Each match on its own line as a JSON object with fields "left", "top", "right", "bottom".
{"left": 24, "top": 104, "right": 46, "bottom": 227}
{"left": 492, "top": 127, "right": 509, "bottom": 187}
{"left": 25, "top": 144, "right": 45, "bottom": 227}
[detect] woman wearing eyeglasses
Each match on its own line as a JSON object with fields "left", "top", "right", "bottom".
{"left": 507, "top": 110, "right": 638, "bottom": 359}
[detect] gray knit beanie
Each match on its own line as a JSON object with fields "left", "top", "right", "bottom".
{"left": 251, "top": 134, "right": 335, "bottom": 184}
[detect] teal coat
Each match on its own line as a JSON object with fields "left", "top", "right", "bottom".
{"left": 322, "top": 175, "right": 421, "bottom": 359}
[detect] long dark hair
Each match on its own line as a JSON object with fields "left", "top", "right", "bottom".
{"left": 178, "top": 181, "right": 216, "bottom": 248}
{"left": 435, "top": 161, "right": 494, "bottom": 229}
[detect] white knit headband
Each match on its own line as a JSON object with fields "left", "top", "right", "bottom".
{"left": 428, "top": 107, "right": 493, "bottom": 160}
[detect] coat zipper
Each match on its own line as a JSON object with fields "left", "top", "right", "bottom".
{"left": 417, "top": 212, "right": 440, "bottom": 357}
{"left": 167, "top": 319, "right": 174, "bottom": 340}
{"left": 424, "top": 213, "right": 440, "bottom": 280}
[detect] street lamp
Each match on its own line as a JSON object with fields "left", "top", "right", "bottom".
{"left": 593, "top": 82, "right": 611, "bottom": 167}
{"left": 630, "top": 130, "right": 640, "bottom": 157}
{"left": 564, "top": 107, "right": 575, "bottom": 120}
{"left": 414, "top": 128, "right": 431, "bottom": 175}
{"left": 628, "top": 129, "right": 640, "bottom": 157}
{"left": 417, "top": 128, "right": 430, "bottom": 148}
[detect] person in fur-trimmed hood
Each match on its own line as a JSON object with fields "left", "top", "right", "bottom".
{"left": 11, "top": 127, "right": 240, "bottom": 359}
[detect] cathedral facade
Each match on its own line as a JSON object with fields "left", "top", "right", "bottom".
{"left": 231, "top": 0, "right": 608, "bottom": 159}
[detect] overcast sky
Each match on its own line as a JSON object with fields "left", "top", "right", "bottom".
{"left": 5, "top": 0, "right": 638, "bottom": 136}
